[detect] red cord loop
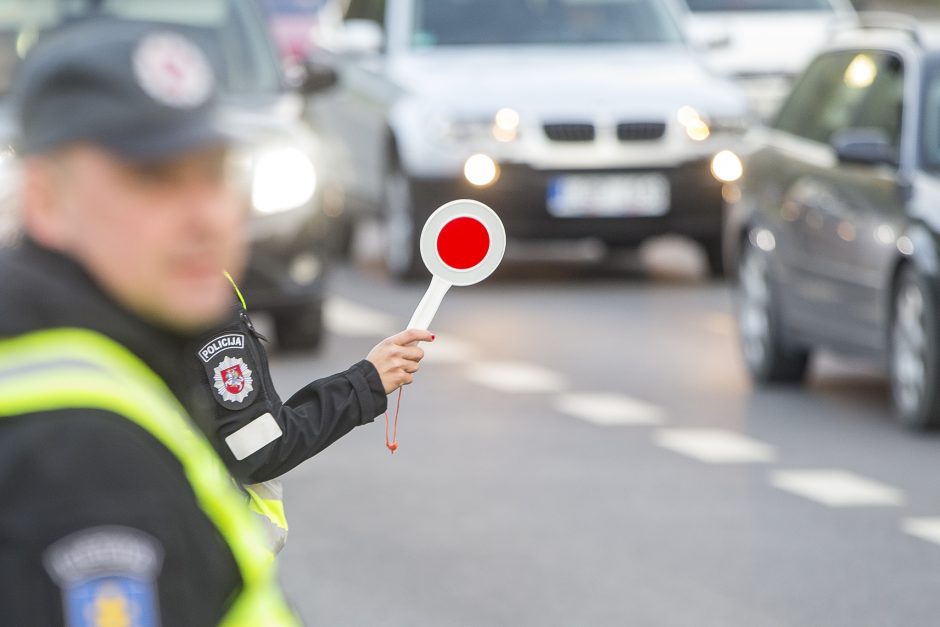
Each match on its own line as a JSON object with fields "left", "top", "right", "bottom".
{"left": 385, "top": 387, "right": 403, "bottom": 454}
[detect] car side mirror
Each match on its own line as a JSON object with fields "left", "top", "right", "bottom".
{"left": 284, "top": 58, "right": 339, "bottom": 95}
{"left": 299, "top": 60, "right": 339, "bottom": 94}
{"left": 327, "top": 19, "right": 384, "bottom": 56}
{"left": 831, "top": 128, "right": 898, "bottom": 168}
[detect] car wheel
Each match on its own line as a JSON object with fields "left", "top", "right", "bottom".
{"left": 273, "top": 302, "right": 324, "bottom": 351}
{"left": 383, "top": 166, "right": 424, "bottom": 280}
{"left": 889, "top": 266, "right": 940, "bottom": 429}
{"left": 735, "top": 239, "right": 809, "bottom": 383}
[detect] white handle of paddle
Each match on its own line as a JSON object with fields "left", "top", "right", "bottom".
{"left": 407, "top": 275, "right": 451, "bottom": 331}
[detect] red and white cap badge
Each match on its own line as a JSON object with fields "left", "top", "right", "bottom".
{"left": 133, "top": 31, "right": 214, "bottom": 109}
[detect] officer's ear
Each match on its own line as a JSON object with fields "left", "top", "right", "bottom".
{"left": 20, "top": 152, "right": 72, "bottom": 250}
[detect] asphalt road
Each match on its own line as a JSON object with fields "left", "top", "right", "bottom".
{"left": 271, "top": 242, "right": 940, "bottom": 627}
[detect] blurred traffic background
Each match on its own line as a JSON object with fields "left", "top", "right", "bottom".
{"left": 4, "top": 0, "right": 940, "bottom": 625}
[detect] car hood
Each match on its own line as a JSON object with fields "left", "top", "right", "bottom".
{"left": 688, "top": 12, "right": 848, "bottom": 77}
{"left": 389, "top": 45, "right": 748, "bottom": 118}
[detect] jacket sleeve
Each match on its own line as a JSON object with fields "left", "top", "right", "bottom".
{"left": 189, "top": 307, "right": 389, "bottom": 484}
{"left": 0, "top": 409, "right": 241, "bottom": 627}
{"left": 221, "top": 359, "right": 388, "bottom": 483}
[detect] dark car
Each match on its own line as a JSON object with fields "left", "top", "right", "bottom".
{"left": 0, "top": 0, "right": 337, "bottom": 348}
{"left": 724, "top": 17, "right": 940, "bottom": 429}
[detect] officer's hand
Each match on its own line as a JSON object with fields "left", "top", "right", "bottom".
{"left": 367, "top": 329, "right": 434, "bottom": 394}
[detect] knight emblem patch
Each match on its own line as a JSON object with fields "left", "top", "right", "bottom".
{"left": 213, "top": 355, "right": 255, "bottom": 405}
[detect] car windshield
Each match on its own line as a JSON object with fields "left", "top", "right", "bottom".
{"left": 410, "top": 0, "right": 684, "bottom": 48}
{"left": 684, "top": 0, "right": 833, "bottom": 11}
{"left": 0, "top": 0, "right": 281, "bottom": 95}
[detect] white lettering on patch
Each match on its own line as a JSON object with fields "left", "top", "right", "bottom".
{"left": 199, "top": 333, "right": 245, "bottom": 363}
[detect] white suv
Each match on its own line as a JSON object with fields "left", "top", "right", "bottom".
{"left": 313, "top": 0, "right": 750, "bottom": 277}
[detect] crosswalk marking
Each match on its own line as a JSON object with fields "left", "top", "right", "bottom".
{"left": 654, "top": 428, "right": 776, "bottom": 463}
{"left": 902, "top": 518, "right": 940, "bottom": 546}
{"left": 770, "top": 470, "right": 904, "bottom": 507}
{"left": 555, "top": 393, "right": 665, "bottom": 426}
{"left": 324, "top": 297, "right": 398, "bottom": 337}
{"left": 465, "top": 361, "right": 566, "bottom": 393}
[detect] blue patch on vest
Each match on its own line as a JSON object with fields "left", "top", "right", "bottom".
{"left": 44, "top": 526, "right": 164, "bottom": 627}
{"left": 63, "top": 575, "right": 159, "bottom": 627}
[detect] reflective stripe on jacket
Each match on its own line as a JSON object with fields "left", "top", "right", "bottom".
{"left": 245, "top": 479, "right": 288, "bottom": 554}
{"left": 0, "top": 328, "right": 300, "bottom": 626}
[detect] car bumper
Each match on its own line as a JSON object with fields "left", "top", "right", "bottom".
{"left": 411, "top": 158, "right": 725, "bottom": 246}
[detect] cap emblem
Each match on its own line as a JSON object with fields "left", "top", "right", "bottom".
{"left": 133, "top": 31, "right": 214, "bottom": 109}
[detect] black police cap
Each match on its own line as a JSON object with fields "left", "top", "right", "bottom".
{"left": 13, "top": 18, "right": 229, "bottom": 161}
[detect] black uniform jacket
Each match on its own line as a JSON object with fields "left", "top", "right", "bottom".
{"left": 0, "top": 240, "right": 386, "bottom": 624}
{"left": 188, "top": 302, "right": 387, "bottom": 484}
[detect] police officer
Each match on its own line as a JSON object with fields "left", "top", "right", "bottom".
{"left": 0, "top": 19, "right": 311, "bottom": 625}
{"left": 188, "top": 280, "right": 432, "bottom": 552}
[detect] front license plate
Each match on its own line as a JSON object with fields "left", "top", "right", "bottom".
{"left": 547, "top": 173, "right": 670, "bottom": 218}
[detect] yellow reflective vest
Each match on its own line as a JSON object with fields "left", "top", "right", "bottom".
{"left": 0, "top": 327, "right": 300, "bottom": 626}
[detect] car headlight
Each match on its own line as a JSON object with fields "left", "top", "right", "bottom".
{"left": 711, "top": 150, "right": 743, "bottom": 183}
{"left": 678, "top": 106, "right": 710, "bottom": 141}
{"left": 678, "top": 106, "right": 749, "bottom": 141}
{"left": 464, "top": 153, "right": 499, "bottom": 187}
{"left": 709, "top": 115, "right": 750, "bottom": 135}
{"left": 251, "top": 146, "right": 317, "bottom": 214}
{"left": 431, "top": 108, "right": 521, "bottom": 145}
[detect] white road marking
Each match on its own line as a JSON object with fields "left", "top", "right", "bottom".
{"left": 324, "top": 297, "right": 398, "bottom": 337}
{"left": 770, "top": 470, "right": 904, "bottom": 507}
{"left": 420, "top": 336, "right": 477, "bottom": 364}
{"left": 465, "top": 361, "right": 567, "bottom": 393}
{"left": 654, "top": 428, "right": 776, "bottom": 463}
{"left": 902, "top": 518, "right": 940, "bottom": 546}
{"left": 555, "top": 393, "right": 665, "bottom": 426}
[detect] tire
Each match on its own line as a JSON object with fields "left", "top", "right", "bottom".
{"left": 383, "top": 165, "right": 424, "bottom": 280}
{"left": 702, "top": 237, "right": 726, "bottom": 278}
{"left": 735, "top": 239, "right": 809, "bottom": 383}
{"left": 273, "top": 302, "right": 324, "bottom": 352}
{"left": 889, "top": 265, "right": 940, "bottom": 429}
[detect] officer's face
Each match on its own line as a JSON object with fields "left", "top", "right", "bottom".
{"left": 23, "top": 143, "right": 247, "bottom": 332}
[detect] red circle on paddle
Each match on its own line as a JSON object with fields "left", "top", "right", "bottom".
{"left": 436, "top": 217, "right": 490, "bottom": 270}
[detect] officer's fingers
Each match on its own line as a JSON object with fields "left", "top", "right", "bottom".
{"left": 399, "top": 345, "right": 425, "bottom": 363}
{"left": 399, "top": 359, "right": 420, "bottom": 374}
{"left": 400, "top": 372, "right": 415, "bottom": 386}
{"left": 388, "top": 328, "right": 435, "bottom": 347}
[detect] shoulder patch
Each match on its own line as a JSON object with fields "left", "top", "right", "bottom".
{"left": 44, "top": 526, "right": 163, "bottom": 627}
{"left": 208, "top": 354, "right": 258, "bottom": 410}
